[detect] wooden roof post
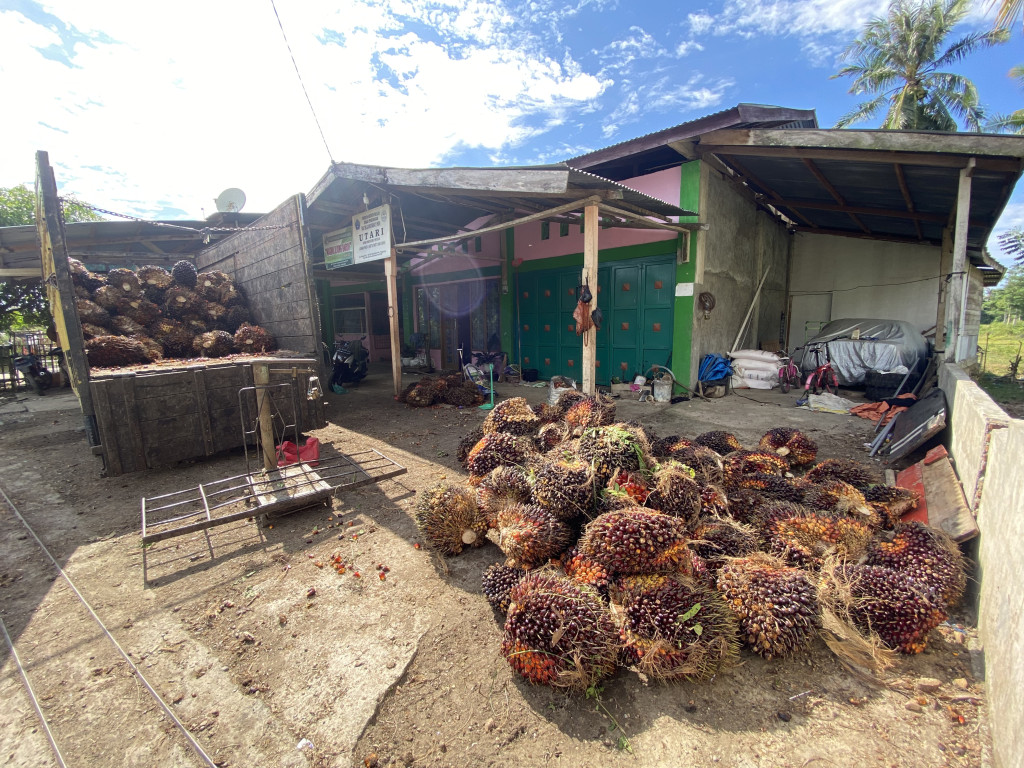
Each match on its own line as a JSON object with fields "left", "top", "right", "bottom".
{"left": 934, "top": 227, "right": 953, "bottom": 354}
{"left": 947, "top": 159, "right": 974, "bottom": 361}
{"left": 582, "top": 203, "right": 599, "bottom": 396}
{"left": 385, "top": 247, "right": 403, "bottom": 397}
{"left": 252, "top": 361, "right": 277, "bottom": 472}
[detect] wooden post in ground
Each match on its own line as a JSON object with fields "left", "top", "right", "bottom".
{"left": 253, "top": 360, "right": 276, "bottom": 472}
{"left": 582, "top": 204, "right": 599, "bottom": 396}
{"left": 946, "top": 159, "right": 974, "bottom": 361}
{"left": 385, "top": 248, "right": 403, "bottom": 397}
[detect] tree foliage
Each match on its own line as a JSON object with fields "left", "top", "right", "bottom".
{"left": 0, "top": 184, "right": 104, "bottom": 333}
{"left": 982, "top": 264, "right": 1024, "bottom": 324}
{"left": 833, "top": 0, "right": 1008, "bottom": 131}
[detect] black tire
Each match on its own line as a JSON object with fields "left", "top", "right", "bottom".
{"left": 780, "top": 375, "right": 790, "bottom": 394}
{"left": 38, "top": 370, "right": 53, "bottom": 390}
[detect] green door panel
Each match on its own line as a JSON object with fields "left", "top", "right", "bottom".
{"left": 537, "top": 347, "right": 558, "bottom": 380}
{"left": 611, "top": 266, "right": 640, "bottom": 310}
{"left": 610, "top": 309, "right": 639, "bottom": 349}
{"left": 643, "top": 307, "right": 673, "bottom": 349}
{"left": 538, "top": 312, "right": 559, "bottom": 348}
{"left": 558, "top": 273, "right": 578, "bottom": 312}
{"left": 518, "top": 274, "right": 539, "bottom": 315}
{"left": 644, "top": 262, "right": 676, "bottom": 307}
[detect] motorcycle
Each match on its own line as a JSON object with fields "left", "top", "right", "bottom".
{"left": 13, "top": 353, "right": 53, "bottom": 396}
{"left": 331, "top": 336, "right": 368, "bottom": 390}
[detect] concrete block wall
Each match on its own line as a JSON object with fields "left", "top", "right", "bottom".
{"left": 938, "top": 362, "right": 1021, "bottom": 768}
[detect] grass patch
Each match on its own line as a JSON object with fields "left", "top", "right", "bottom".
{"left": 976, "top": 323, "right": 1024, "bottom": 418}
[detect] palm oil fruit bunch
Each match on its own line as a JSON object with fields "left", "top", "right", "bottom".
{"left": 698, "top": 484, "right": 730, "bottom": 518}
{"left": 171, "top": 259, "right": 199, "bottom": 288}
{"left": 464, "top": 432, "right": 525, "bottom": 476}
{"left": 415, "top": 482, "right": 489, "bottom": 556}
{"left": 536, "top": 421, "right": 570, "bottom": 453}
{"left": 501, "top": 572, "right": 618, "bottom": 691}
{"left": 863, "top": 485, "right": 919, "bottom": 528}
{"left": 483, "top": 397, "right": 540, "bottom": 436}
{"left": 651, "top": 435, "right": 693, "bottom": 460}
{"left": 804, "top": 479, "right": 877, "bottom": 525}
{"left": 739, "top": 474, "right": 810, "bottom": 504}
{"left": 532, "top": 457, "right": 594, "bottom": 520}
{"left": 576, "top": 424, "right": 648, "bottom": 485}
{"left": 84, "top": 335, "right": 150, "bottom": 367}
{"left": 613, "top": 573, "right": 739, "bottom": 681}
{"left": 564, "top": 394, "right": 616, "bottom": 431}
{"left": 716, "top": 554, "right": 819, "bottom": 659}
{"left": 477, "top": 465, "right": 532, "bottom": 525}
{"left": 672, "top": 445, "right": 724, "bottom": 486}
{"left": 150, "top": 318, "right": 193, "bottom": 358}
{"left": 763, "top": 509, "right": 871, "bottom": 569}
{"left": 119, "top": 296, "right": 161, "bottom": 326}
{"left": 481, "top": 564, "right": 528, "bottom": 613}
{"left": 68, "top": 258, "right": 106, "bottom": 292}
{"left": 457, "top": 427, "right": 485, "bottom": 468}
{"left": 234, "top": 323, "right": 276, "bottom": 354}
{"left": 689, "top": 518, "right": 759, "bottom": 573}
{"left": 602, "top": 469, "right": 650, "bottom": 510}
{"left": 827, "top": 564, "right": 947, "bottom": 654}
{"left": 758, "top": 428, "right": 818, "bottom": 467}
{"left": 579, "top": 508, "right": 691, "bottom": 576}
{"left": 136, "top": 265, "right": 173, "bottom": 302}
{"left": 865, "top": 522, "right": 966, "bottom": 607}
{"left": 106, "top": 267, "right": 142, "bottom": 298}
{"left": 645, "top": 461, "right": 701, "bottom": 521}
{"left": 693, "top": 430, "right": 742, "bottom": 456}
{"left": 559, "top": 547, "right": 612, "bottom": 594}
{"left": 495, "top": 503, "right": 574, "bottom": 568}
{"left": 193, "top": 330, "right": 234, "bottom": 358}
{"left": 723, "top": 450, "right": 788, "bottom": 489}
{"left": 553, "top": 388, "right": 587, "bottom": 418}
{"left": 804, "top": 458, "right": 875, "bottom": 491}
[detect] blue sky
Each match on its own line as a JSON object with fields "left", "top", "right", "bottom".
{"left": 1, "top": 0, "right": 1022, "bottom": 257}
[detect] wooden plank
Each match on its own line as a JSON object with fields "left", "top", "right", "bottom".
{"left": 143, "top": 415, "right": 204, "bottom": 467}
{"left": 90, "top": 380, "right": 123, "bottom": 477}
{"left": 210, "top": 405, "right": 244, "bottom": 453}
{"left": 921, "top": 454, "right": 979, "bottom": 542}
{"left": 581, "top": 204, "right": 598, "bottom": 396}
{"left": 192, "top": 369, "right": 215, "bottom": 456}
{"left": 133, "top": 393, "right": 201, "bottom": 422}
{"left": 120, "top": 374, "right": 148, "bottom": 472}
{"left": 385, "top": 249, "right": 403, "bottom": 397}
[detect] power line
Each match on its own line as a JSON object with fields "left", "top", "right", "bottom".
{"left": 269, "top": 0, "right": 336, "bottom": 165}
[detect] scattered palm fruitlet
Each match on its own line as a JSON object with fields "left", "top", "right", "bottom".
{"left": 195, "top": 270, "right": 231, "bottom": 301}
{"left": 613, "top": 573, "right": 739, "bottom": 681}
{"left": 163, "top": 286, "right": 203, "bottom": 319}
{"left": 758, "top": 428, "right": 818, "bottom": 467}
{"left": 118, "top": 297, "right": 161, "bottom": 326}
{"left": 478, "top": 465, "right": 532, "bottom": 524}
{"left": 564, "top": 395, "right": 616, "bottom": 431}
{"left": 106, "top": 267, "right": 142, "bottom": 297}
{"left": 132, "top": 335, "right": 164, "bottom": 362}
{"left": 92, "top": 285, "right": 122, "bottom": 310}
{"left": 481, "top": 563, "right": 528, "bottom": 613}
{"left": 533, "top": 457, "right": 595, "bottom": 520}
{"left": 716, "top": 554, "right": 819, "bottom": 660}
{"left": 234, "top": 323, "right": 276, "bottom": 354}
{"left": 672, "top": 445, "right": 724, "bottom": 486}
{"left": 483, "top": 397, "right": 540, "bottom": 436}
{"left": 536, "top": 421, "right": 570, "bottom": 452}
{"left": 804, "top": 458, "right": 875, "bottom": 490}
{"left": 825, "top": 563, "right": 947, "bottom": 654}
{"left": 553, "top": 388, "right": 587, "bottom": 417}
{"left": 723, "top": 451, "right": 788, "bottom": 489}
{"left": 652, "top": 435, "right": 693, "bottom": 459}
{"left": 224, "top": 304, "right": 252, "bottom": 333}
{"left": 81, "top": 323, "right": 107, "bottom": 340}
{"left": 193, "top": 330, "right": 234, "bottom": 358}
{"left": 76, "top": 298, "right": 111, "bottom": 327}
{"left": 149, "top": 318, "right": 194, "bottom": 358}
{"left": 465, "top": 432, "right": 526, "bottom": 476}
{"left": 863, "top": 485, "right": 919, "bottom": 528}
{"left": 501, "top": 572, "right": 618, "bottom": 691}
{"left": 698, "top": 484, "right": 729, "bottom": 517}
{"left": 646, "top": 461, "right": 701, "bottom": 521}
{"left": 68, "top": 258, "right": 106, "bottom": 292}
{"left": 693, "top": 430, "right": 742, "bottom": 456}
{"left": 171, "top": 259, "right": 198, "bottom": 288}
{"left": 85, "top": 335, "right": 149, "bottom": 367}
{"left": 690, "top": 518, "right": 759, "bottom": 572}
{"left": 559, "top": 547, "right": 612, "bottom": 593}
{"left": 579, "top": 508, "right": 691, "bottom": 575}
{"left": 109, "top": 315, "right": 145, "bottom": 337}
{"left": 804, "top": 479, "right": 878, "bottom": 526}
{"left": 457, "top": 427, "right": 485, "bottom": 468}
{"left": 495, "top": 503, "right": 574, "bottom": 568}
{"left": 865, "top": 521, "right": 966, "bottom": 607}
{"left": 136, "top": 265, "right": 174, "bottom": 301}
{"left": 576, "top": 424, "right": 648, "bottom": 485}
{"left": 764, "top": 508, "right": 871, "bottom": 569}
{"left": 415, "top": 482, "right": 489, "bottom": 556}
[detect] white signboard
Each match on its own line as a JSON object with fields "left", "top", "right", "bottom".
{"left": 323, "top": 226, "right": 353, "bottom": 269}
{"left": 352, "top": 204, "right": 392, "bottom": 264}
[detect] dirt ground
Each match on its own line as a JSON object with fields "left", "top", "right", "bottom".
{"left": 0, "top": 367, "right": 990, "bottom": 768}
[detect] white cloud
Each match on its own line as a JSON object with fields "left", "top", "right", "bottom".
{"left": 990, "top": 202, "right": 1024, "bottom": 265}
{"left": 0, "top": 0, "right": 607, "bottom": 219}
{"left": 688, "top": 12, "right": 715, "bottom": 35}
{"left": 600, "top": 74, "right": 732, "bottom": 138}
{"left": 675, "top": 40, "right": 705, "bottom": 56}
{"left": 710, "top": 0, "right": 891, "bottom": 37}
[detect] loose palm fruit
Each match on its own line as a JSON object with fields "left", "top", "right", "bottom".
{"left": 415, "top": 482, "right": 489, "bottom": 556}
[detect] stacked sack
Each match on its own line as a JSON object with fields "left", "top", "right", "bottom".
{"left": 730, "top": 349, "right": 780, "bottom": 390}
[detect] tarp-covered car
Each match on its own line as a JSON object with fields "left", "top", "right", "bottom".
{"left": 793, "top": 319, "right": 929, "bottom": 386}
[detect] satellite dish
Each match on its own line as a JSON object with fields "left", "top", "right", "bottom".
{"left": 214, "top": 188, "right": 246, "bottom": 213}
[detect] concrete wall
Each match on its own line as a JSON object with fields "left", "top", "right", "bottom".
{"left": 690, "top": 163, "right": 790, "bottom": 382}
{"left": 789, "top": 234, "right": 941, "bottom": 347}
{"left": 937, "top": 362, "right": 1021, "bottom": 768}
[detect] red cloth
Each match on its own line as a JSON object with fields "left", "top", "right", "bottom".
{"left": 849, "top": 393, "right": 916, "bottom": 426}
{"left": 276, "top": 437, "right": 320, "bottom": 467}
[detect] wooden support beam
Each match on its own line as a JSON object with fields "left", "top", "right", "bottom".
{"left": 252, "top": 361, "right": 277, "bottom": 472}
{"left": 802, "top": 158, "right": 870, "bottom": 234}
{"left": 947, "top": 162, "right": 973, "bottom": 361}
{"left": 582, "top": 204, "right": 599, "bottom": 396}
{"left": 720, "top": 155, "right": 817, "bottom": 228}
{"left": 385, "top": 249, "right": 403, "bottom": 397}
{"left": 894, "top": 164, "right": 924, "bottom": 240}
{"left": 596, "top": 203, "right": 702, "bottom": 234}
{"left": 789, "top": 225, "right": 942, "bottom": 247}
{"left": 935, "top": 228, "right": 953, "bottom": 353}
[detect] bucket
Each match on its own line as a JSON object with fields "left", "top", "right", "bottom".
{"left": 652, "top": 377, "right": 672, "bottom": 402}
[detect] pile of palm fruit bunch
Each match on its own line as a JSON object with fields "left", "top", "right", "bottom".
{"left": 397, "top": 371, "right": 485, "bottom": 408}
{"left": 66, "top": 257, "right": 276, "bottom": 368}
{"left": 413, "top": 392, "right": 966, "bottom": 692}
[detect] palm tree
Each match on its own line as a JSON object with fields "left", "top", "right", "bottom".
{"left": 833, "top": 0, "right": 1009, "bottom": 131}
{"left": 986, "top": 64, "right": 1024, "bottom": 132}
{"left": 989, "top": 0, "right": 1022, "bottom": 33}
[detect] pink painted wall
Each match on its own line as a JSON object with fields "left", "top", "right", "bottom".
{"left": 415, "top": 230, "right": 503, "bottom": 277}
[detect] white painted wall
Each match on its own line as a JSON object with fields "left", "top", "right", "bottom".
{"left": 789, "top": 233, "right": 941, "bottom": 347}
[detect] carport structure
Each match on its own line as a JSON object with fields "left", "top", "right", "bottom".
{"left": 303, "top": 162, "right": 698, "bottom": 395}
